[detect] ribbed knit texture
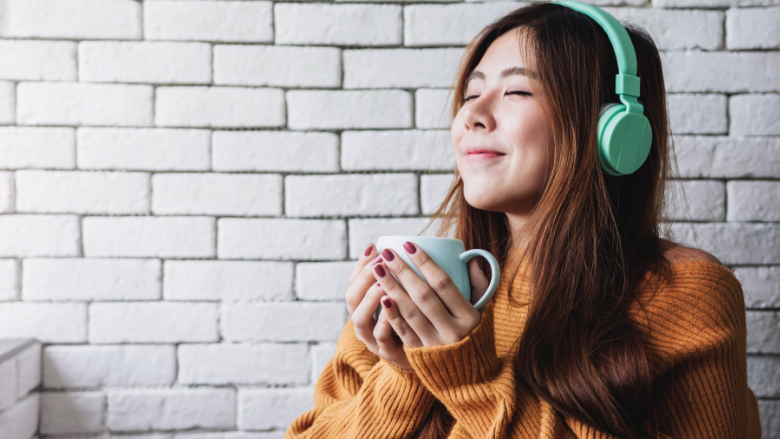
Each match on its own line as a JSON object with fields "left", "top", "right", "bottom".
{"left": 285, "top": 249, "right": 762, "bottom": 438}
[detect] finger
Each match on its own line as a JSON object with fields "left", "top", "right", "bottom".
{"left": 347, "top": 243, "right": 377, "bottom": 286}
{"left": 351, "top": 281, "right": 387, "bottom": 351}
{"left": 345, "top": 254, "right": 380, "bottom": 317}
{"left": 373, "top": 300, "right": 402, "bottom": 352}
{"left": 467, "top": 257, "right": 490, "bottom": 305}
{"left": 373, "top": 259, "right": 438, "bottom": 342}
{"left": 380, "top": 295, "right": 423, "bottom": 348}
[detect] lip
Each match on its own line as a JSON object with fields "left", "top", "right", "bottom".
{"left": 465, "top": 147, "right": 506, "bottom": 162}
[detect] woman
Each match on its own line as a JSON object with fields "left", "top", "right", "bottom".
{"left": 285, "top": 1, "right": 762, "bottom": 438}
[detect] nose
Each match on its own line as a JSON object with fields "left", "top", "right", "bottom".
{"left": 461, "top": 91, "right": 496, "bottom": 132}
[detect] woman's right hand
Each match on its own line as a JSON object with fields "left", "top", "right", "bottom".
{"left": 345, "top": 243, "right": 413, "bottom": 370}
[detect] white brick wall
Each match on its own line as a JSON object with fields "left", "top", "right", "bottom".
{"left": 0, "top": 0, "right": 777, "bottom": 438}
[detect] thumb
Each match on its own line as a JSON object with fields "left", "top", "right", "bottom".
{"left": 467, "top": 258, "right": 490, "bottom": 305}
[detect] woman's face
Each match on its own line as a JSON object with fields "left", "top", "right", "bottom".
{"left": 451, "top": 28, "right": 555, "bottom": 228}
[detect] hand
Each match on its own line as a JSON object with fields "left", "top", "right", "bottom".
{"left": 372, "top": 242, "right": 490, "bottom": 350}
{"left": 345, "top": 243, "right": 414, "bottom": 370}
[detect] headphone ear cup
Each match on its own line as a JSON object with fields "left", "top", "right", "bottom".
{"left": 596, "top": 103, "right": 652, "bottom": 176}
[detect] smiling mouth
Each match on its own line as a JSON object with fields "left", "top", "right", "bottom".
{"left": 466, "top": 150, "right": 505, "bottom": 160}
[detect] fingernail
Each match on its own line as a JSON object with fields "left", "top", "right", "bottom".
{"left": 374, "top": 264, "right": 386, "bottom": 277}
{"left": 382, "top": 297, "right": 391, "bottom": 308}
{"left": 372, "top": 256, "right": 382, "bottom": 266}
{"left": 364, "top": 244, "right": 373, "bottom": 257}
{"left": 381, "top": 249, "right": 394, "bottom": 261}
{"left": 403, "top": 242, "right": 416, "bottom": 254}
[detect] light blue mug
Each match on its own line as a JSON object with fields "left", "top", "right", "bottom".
{"left": 375, "top": 235, "right": 500, "bottom": 312}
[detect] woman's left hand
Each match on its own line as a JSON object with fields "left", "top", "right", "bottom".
{"left": 372, "top": 241, "right": 491, "bottom": 350}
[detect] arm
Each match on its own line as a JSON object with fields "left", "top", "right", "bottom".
{"left": 285, "top": 318, "right": 438, "bottom": 439}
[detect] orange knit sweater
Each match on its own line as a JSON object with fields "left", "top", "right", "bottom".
{"left": 285, "top": 250, "right": 762, "bottom": 438}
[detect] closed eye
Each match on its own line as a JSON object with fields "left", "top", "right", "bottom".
{"left": 463, "top": 91, "right": 532, "bottom": 102}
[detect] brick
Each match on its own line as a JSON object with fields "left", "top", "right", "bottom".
{"left": 218, "top": 219, "right": 346, "bottom": 260}
{"left": 78, "top": 127, "right": 210, "bottom": 171}
{"left": 342, "top": 130, "right": 456, "bottom": 171}
{"left": 421, "top": 173, "right": 455, "bottom": 215}
{"left": 0, "top": 259, "right": 19, "bottom": 301}
{"left": 0, "top": 81, "right": 15, "bottom": 124}
{"left": 416, "top": 89, "right": 454, "bottom": 129}
{"left": 727, "top": 7, "right": 780, "bottom": 49}
{"left": 404, "top": 3, "right": 524, "bottom": 47}
{"left": 43, "top": 345, "right": 175, "bottom": 388}
{"left": 0, "top": 393, "right": 38, "bottom": 439}
{"left": 662, "top": 51, "right": 780, "bottom": 92}
{"left": 1, "top": 0, "right": 141, "bottom": 40}
{"left": 152, "top": 173, "right": 282, "bottom": 216}
{"left": 275, "top": 3, "right": 401, "bottom": 46}
{"left": 238, "top": 387, "right": 314, "bottom": 431}
{"left": 668, "top": 222, "right": 780, "bottom": 264}
{"left": 664, "top": 179, "right": 725, "bottom": 221}
{"left": 16, "top": 170, "right": 150, "bottom": 214}
{"left": 214, "top": 45, "right": 340, "bottom": 87}
{"left": 296, "top": 262, "right": 353, "bottom": 301}
{"left": 212, "top": 131, "right": 339, "bottom": 172}
{"left": 16, "top": 343, "right": 41, "bottom": 397}
{"left": 654, "top": 0, "right": 776, "bottom": 8}
{"left": 23, "top": 258, "right": 161, "bottom": 301}
{"left": 673, "top": 136, "right": 780, "bottom": 179}
{"left": 222, "top": 302, "right": 348, "bottom": 342}
{"left": 667, "top": 94, "right": 727, "bottom": 134}
{"left": 747, "top": 356, "right": 780, "bottom": 398}
{"left": 0, "top": 359, "right": 14, "bottom": 411}
{"left": 174, "top": 433, "right": 284, "bottom": 439}
{"left": 90, "top": 302, "right": 218, "bottom": 344}
{"left": 0, "top": 40, "right": 76, "bottom": 81}
{"left": 311, "top": 342, "right": 338, "bottom": 384}
{"left": 178, "top": 343, "right": 309, "bottom": 385}
{"left": 727, "top": 181, "right": 780, "bottom": 221}
{"left": 0, "top": 172, "right": 13, "bottom": 212}
{"left": 0, "top": 127, "right": 75, "bottom": 170}
{"left": 0, "top": 303, "right": 86, "bottom": 343}
{"left": 344, "top": 49, "right": 462, "bottom": 88}
{"left": 0, "top": 215, "right": 80, "bottom": 257}
{"left": 145, "top": 1, "right": 273, "bottom": 42}
{"left": 40, "top": 392, "right": 104, "bottom": 435}
{"left": 736, "top": 266, "right": 780, "bottom": 309}
{"left": 348, "top": 218, "right": 438, "bottom": 259}
{"left": 285, "top": 174, "right": 418, "bottom": 217}
{"left": 730, "top": 94, "right": 780, "bottom": 136}
{"left": 747, "top": 311, "right": 780, "bottom": 354}
{"left": 156, "top": 86, "right": 285, "bottom": 128}
{"left": 164, "top": 261, "right": 293, "bottom": 301}
{"left": 602, "top": 8, "right": 723, "bottom": 50}
{"left": 107, "top": 388, "right": 235, "bottom": 431}
{"left": 288, "top": 90, "right": 412, "bottom": 130}
{"left": 79, "top": 41, "right": 211, "bottom": 84}
{"left": 17, "top": 82, "right": 153, "bottom": 127}
{"left": 758, "top": 400, "right": 780, "bottom": 439}
{"left": 83, "top": 216, "right": 215, "bottom": 258}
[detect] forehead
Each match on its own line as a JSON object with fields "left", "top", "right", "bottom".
{"left": 468, "top": 29, "right": 534, "bottom": 85}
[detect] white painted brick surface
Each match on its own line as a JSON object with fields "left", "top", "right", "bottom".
{"left": 665, "top": 179, "right": 725, "bottom": 221}
{"left": 748, "top": 356, "right": 780, "bottom": 398}
{"left": 662, "top": 52, "right": 780, "bottom": 92}
{"left": 0, "top": 40, "right": 76, "bottom": 81}
{"left": 214, "top": 45, "right": 341, "bottom": 88}
{"left": 0, "top": 259, "right": 19, "bottom": 301}
{"left": 728, "top": 181, "right": 780, "bottom": 221}
{"left": 40, "top": 391, "right": 104, "bottom": 435}
{"left": 0, "top": 393, "right": 39, "bottom": 439}
{"left": 83, "top": 216, "right": 215, "bottom": 258}
{"left": 0, "top": 127, "right": 75, "bottom": 170}
{"left": 421, "top": 173, "right": 455, "bottom": 215}
{"left": 79, "top": 42, "right": 212, "bottom": 85}
{"left": 667, "top": 94, "right": 727, "bottom": 134}
{"left": 296, "top": 262, "right": 354, "bottom": 301}
{"left": 0, "top": 215, "right": 80, "bottom": 257}
{"left": 217, "top": 219, "right": 346, "bottom": 260}
{"left": 0, "top": 172, "right": 14, "bottom": 213}
{"left": 17, "top": 82, "right": 153, "bottom": 127}
{"left": 285, "top": 174, "right": 419, "bottom": 217}
{"left": 144, "top": 1, "right": 273, "bottom": 43}
{"left": 416, "top": 89, "right": 454, "bottom": 129}
{"left": 43, "top": 345, "right": 175, "bottom": 388}
{"left": 89, "top": 302, "right": 219, "bottom": 343}
{"left": 747, "top": 311, "right": 780, "bottom": 354}
{"left": 0, "top": 359, "right": 15, "bottom": 411}
{"left": 238, "top": 387, "right": 315, "bottom": 431}
{"left": 1, "top": 0, "right": 141, "bottom": 40}
{"left": 15, "top": 343, "right": 41, "bottom": 398}
{"left": 107, "top": 388, "right": 236, "bottom": 431}
{"left": 221, "top": 302, "right": 348, "bottom": 342}
{"left": 178, "top": 343, "right": 310, "bottom": 385}
{"left": 16, "top": 170, "right": 150, "bottom": 214}
{"left": 341, "top": 130, "right": 455, "bottom": 171}
{"left": 726, "top": 7, "right": 780, "bottom": 49}
{"left": 156, "top": 87, "right": 285, "bottom": 128}
{"left": 673, "top": 136, "right": 780, "bottom": 178}
{"left": 152, "top": 173, "right": 281, "bottom": 216}
{"left": 348, "top": 217, "right": 438, "bottom": 259}
{"left": 212, "top": 131, "right": 339, "bottom": 172}
{"left": 602, "top": 8, "right": 723, "bottom": 50}
{"left": 311, "top": 342, "right": 338, "bottom": 384}
{"left": 164, "top": 261, "right": 293, "bottom": 301}
{"left": 0, "top": 302, "right": 87, "bottom": 343}
{"left": 22, "top": 258, "right": 161, "bottom": 301}
{"left": 404, "top": 3, "right": 524, "bottom": 46}
{"left": 78, "top": 128, "right": 210, "bottom": 171}
{"left": 287, "top": 90, "right": 412, "bottom": 130}
{"left": 275, "top": 3, "right": 401, "bottom": 46}
{"left": 737, "top": 266, "right": 780, "bottom": 308}
{"left": 0, "top": 81, "right": 15, "bottom": 124}
{"left": 729, "top": 94, "right": 780, "bottom": 136}
{"left": 669, "top": 222, "right": 780, "bottom": 264}
{"left": 344, "top": 49, "right": 463, "bottom": 88}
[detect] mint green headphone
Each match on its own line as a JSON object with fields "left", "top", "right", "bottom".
{"left": 552, "top": 0, "right": 653, "bottom": 176}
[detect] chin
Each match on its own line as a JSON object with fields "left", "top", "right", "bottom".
{"left": 463, "top": 185, "right": 503, "bottom": 212}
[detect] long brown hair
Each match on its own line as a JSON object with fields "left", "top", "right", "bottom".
{"left": 414, "top": 2, "right": 678, "bottom": 438}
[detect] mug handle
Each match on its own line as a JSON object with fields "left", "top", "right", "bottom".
{"left": 459, "top": 249, "right": 500, "bottom": 311}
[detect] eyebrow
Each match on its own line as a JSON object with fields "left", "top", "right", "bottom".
{"left": 465, "top": 66, "right": 536, "bottom": 87}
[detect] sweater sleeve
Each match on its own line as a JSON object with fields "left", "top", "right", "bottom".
{"left": 285, "top": 318, "right": 438, "bottom": 439}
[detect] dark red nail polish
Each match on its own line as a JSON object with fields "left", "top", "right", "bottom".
{"left": 374, "top": 264, "right": 385, "bottom": 277}
{"left": 372, "top": 256, "right": 382, "bottom": 265}
{"left": 403, "top": 242, "right": 416, "bottom": 254}
{"left": 381, "top": 249, "right": 394, "bottom": 261}
{"left": 364, "top": 244, "right": 372, "bottom": 257}
{"left": 382, "top": 297, "right": 391, "bottom": 308}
